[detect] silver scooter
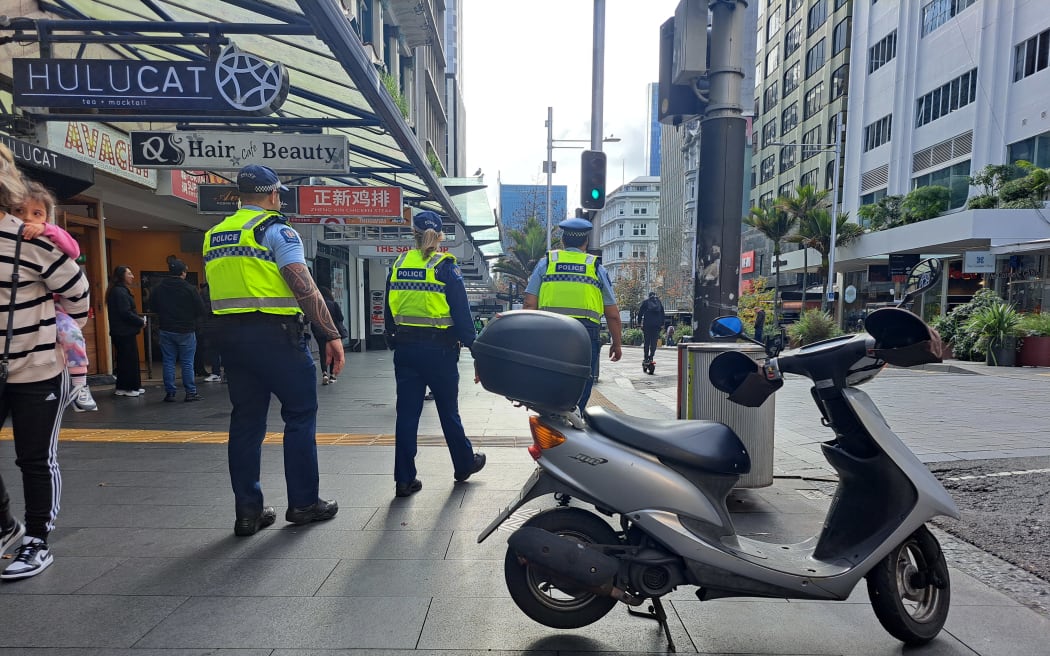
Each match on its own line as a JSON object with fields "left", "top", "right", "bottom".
{"left": 476, "top": 258, "right": 958, "bottom": 651}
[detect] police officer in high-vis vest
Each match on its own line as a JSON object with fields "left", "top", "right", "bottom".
{"left": 204, "top": 165, "right": 345, "bottom": 537}
{"left": 384, "top": 210, "right": 485, "bottom": 498}
{"left": 524, "top": 217, "right": 623, "bottom": 411}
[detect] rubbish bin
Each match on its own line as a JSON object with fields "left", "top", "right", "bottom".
{"left": 677, "top": 342, "right": 774, "bottom": 488}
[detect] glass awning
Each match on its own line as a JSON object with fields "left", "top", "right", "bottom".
{"left": 10, "top": 0, "right": 462, "bottom": 223}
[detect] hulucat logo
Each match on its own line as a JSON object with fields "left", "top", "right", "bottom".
{"left": 214, "top": 44, "right": 289, "bottom": 113}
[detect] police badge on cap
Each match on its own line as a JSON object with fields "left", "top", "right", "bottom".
{"left": 413, "top": 210, "right": 443, "bottom": 232}
{"left": 237, "top": 165, "right": 289, "bottom": 193}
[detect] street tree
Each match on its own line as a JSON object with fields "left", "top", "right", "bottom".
{"left": 491, "top": 216, "right": 558, "bottom": 287}
{"left": 788, "top": 208, "right": 864, "bottom": 284}
{"left": 613, "top": 259, "right": 648, "bottom": 322}
{"left": 777, "top": 185, "right": 829, "bottom": 308}
{"left": 744, "top": 204, "right": 797, "bottom": 322}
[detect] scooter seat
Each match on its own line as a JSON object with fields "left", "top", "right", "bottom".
{"left": 583, "top": 407, "right": 750, "bottom": 476}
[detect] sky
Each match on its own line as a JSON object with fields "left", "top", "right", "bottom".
{"left": 461, "top": 0, "right": 682, "bottom": 212}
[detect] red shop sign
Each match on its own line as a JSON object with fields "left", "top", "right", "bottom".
{"left": 298, "top": 185, "right": 403, "bottom": 217}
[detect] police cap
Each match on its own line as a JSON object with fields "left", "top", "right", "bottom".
{"left": 558, "top": 217, "right": 593, "bottom": 238}
{"left": 413, "top": 210, "right": 443, "bottom": 232}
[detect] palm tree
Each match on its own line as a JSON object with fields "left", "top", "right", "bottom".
{"left": 491, "top": 216, "right": 559, "bottom": 288}
{"left": 776, "top": 185, "right": 829, "bottom": 311}
{"left": 743, "top": 205, "right": 797, "bottom": 322}
{"left": 788, "top": 209, "right": 864, "bottom": 312}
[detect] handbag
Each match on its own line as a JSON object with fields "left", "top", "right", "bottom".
{"left": 0, "top": 224, "right": 26, "bottom": 395}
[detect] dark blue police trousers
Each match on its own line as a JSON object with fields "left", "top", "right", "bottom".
{"left": 393, "top": 341, "right": 475, "bottom": 484}
{"left": 218, "top": 319, "right": 320, "bottom": 514}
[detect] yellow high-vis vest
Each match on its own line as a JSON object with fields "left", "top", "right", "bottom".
{"left": 203, "top": 208, "right": 301, "bottom": 316}
{"left": 389, "top": 250, "right": 455, "bottom": 328}
{"left": 538, "top": 250, "right": 604, "bottom": 323}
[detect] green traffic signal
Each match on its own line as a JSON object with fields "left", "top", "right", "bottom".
{"left": 591, "top": 189, "right": 601, "bottom": 200}
{"left": 580, "top": 149, "right": 607, "bottom": 210}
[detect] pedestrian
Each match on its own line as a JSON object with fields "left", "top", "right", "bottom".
{"left": 637, "top": 291, "right": 665, "bottom": 367}
{"left": 523, "top": 217, "right": 623, "bottom": 412}
{"left": 311, "top": 286, "right": 348, "bottom": 385}
{"left": 0, "top": 153, "right": 91, "bottom": 580}
{"left": 14, "top": 179, "right": 97, "bottom": 412}
{"left": 385, "top": 210, "right": 485, "bottom": 498}
{"left": 203, "top": 164, "right": 344, "bottom": 537}
{"left": 754, "top": 308, "right": 766, "bottom": 343}
{"left": 473, "top": 315, "right": 483, "bottom": 334}
{"left": 105, "top": 265, "right": 147, "bottom": 397}
{"left": 149, "top": 258, "right": 205, "bottom": 402}
{"left": 198, "top": 282, "right": 224, "bottom": 382}
{"left": 665, "top": 323, "right": 676, "bottom": 346}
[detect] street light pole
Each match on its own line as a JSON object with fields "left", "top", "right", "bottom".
{"left": 826, "top": 111, "right": 842, "bottom": 313}
{"left": 545, "top": 106, "right": 554, "bottom": 251}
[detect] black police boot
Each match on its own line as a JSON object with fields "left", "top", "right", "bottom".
{"left": 234, "top": 506, "right": 276, "bottom": 537}
{"left": 285, "top": 499, "right": 339, "bottom": 525}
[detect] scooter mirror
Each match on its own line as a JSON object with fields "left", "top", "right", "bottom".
{"left": 710, "top": 316, "right": 744, "bottom": 338}
{"left": 899, "top": 258, "right": 942, "bottom": 307}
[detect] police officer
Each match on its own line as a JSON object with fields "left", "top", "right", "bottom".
{"left": 385, "top": 210, "right": 485, "bottom": 498}
{"left": 523, "top": 217, "right": 623, "bottom": 411}
{"left": 203, "top": 165, "right": 344, "bottom": 536}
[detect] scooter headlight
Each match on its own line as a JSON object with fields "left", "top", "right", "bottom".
{"left": 529, "top": 416, "right": 566, "bottom": 451}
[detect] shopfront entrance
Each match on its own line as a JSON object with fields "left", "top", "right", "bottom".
{"left": 60, "top": 211, "right": 107, "bottom": 375}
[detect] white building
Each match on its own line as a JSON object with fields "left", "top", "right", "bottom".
{"left": 844, "top": 0, "right": 1050, "bottom": 214}
{"left": 597, "top": 176, "right": 661, "bottom": 285}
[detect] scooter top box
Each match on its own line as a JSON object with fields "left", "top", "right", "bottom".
{"left": 471, "top": 310, "right": 593, "bottom": 411}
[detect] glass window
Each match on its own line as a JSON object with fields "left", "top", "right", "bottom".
{"left": 831, "top": 63, "right": 849, "bottom": 99}
{"left": 915, "top": 68, "right": 977, "bottom": 128}
{"left": 863, "top": 115, "right": 892, "bottom": 152}
{"left": 760, "top": 191, "right": 775, "bottom": 207}
{"left": 802, "top": 126, "right": 821, "bottom": 160}
{"left": 833, "top": 19, "right": 850, "bottom": 55}
{"left": 780, "top": 147, "right": 797, "bottom": 173}
{"left": 1014, "top": 28, "right": 1050, "bottom": 82}
{"left": 779, "top": 181, "right": 795, "bottom": 198}
{"left": 767, "top": 11, "right": 781, "bottom": 41}
{"left": 783, "top": 61, "right": 801, "bottom": 95}
{"left": 922, "top": 0, "right": 977, "bottom": 38}
{"left": 764, "top": 82, "right": 779, "bottom": 112}
{"left": 766, "top": 44, "right": 781, "bottom": 76}
{"left": 1009, "top": 130, "right": 1050, "bottom": 169}
{"left": 762, "top": 119, "right": 778, "bottom": 147}
{"left": 784, "top": 21, "right": 802, "bottom": 57}
{"left": 868, "top": 30, "right": 897, "bottom": 74}
{"left": 761, "top": 155, "right": 777, "bottom": 182}
{"left": 801, "top": 168, "right": 819, "bottom": 188}
{"left": 781, "top": 102, "right": 799, "bottom": 134}
{"left": 808, "top": 0, "right": 827, "bottom": 36}
{"left": 911, "top": 160, "right": 972, "bottom": 209}
{"left": 633, "top": 223, "right": 647, "bottom": 236}
{"left": 806, "top": 39, "right": 826, "bottom": 77}
{"left": 786, "top": 0, "right": 803, "bottom": 19}
{"left": 804, "top": 81, "right": 825, "bottom": 119}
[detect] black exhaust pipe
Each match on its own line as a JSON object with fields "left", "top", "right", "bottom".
{"left": 508, "top": 527, "right": 624, "bottom": 596}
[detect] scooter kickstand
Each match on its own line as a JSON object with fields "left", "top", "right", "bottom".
{"left": 627, "top": 597, "right": 676, "bottom": 652}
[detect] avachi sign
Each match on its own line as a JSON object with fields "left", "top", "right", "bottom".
{"left": 131, "top": 132, "right": 347, "bottom": 173}
{"left": 13, "top": 43, "right": 288, "bottom": 115}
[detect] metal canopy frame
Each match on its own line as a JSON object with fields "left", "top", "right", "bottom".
{"left": 3, "top": 0, "right": 464, "bottom": 224}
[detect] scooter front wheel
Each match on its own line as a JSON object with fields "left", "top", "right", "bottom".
{"left": 505, "top": 507, "right": 620, "bottom": 629}
{"left": 866, "top": 525, "right": 950, "bottom": 645}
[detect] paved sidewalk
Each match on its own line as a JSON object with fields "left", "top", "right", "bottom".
{"left": 0, "top": 346, "right": 1046, "bottom": 653}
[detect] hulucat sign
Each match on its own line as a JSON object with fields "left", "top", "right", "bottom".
{"left": 13, "top": 43, "right": 289, "bottom": 115}
{"left": 131, "top": 131, "right": 348, "bottom": 173}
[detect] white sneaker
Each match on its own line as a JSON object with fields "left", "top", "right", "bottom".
{"left": 321, "top": 373, "right": 330, "bottom": 385}
{"left": 0, "top": 521, "right": 25, "bottom": 556}
{"left": 114, "top": 389, "right": 141, "bottom": 397}
{"left": 72, "top": 385, "right": 98, "bottom": 412}
{"left": 204, "top": 374, "right": 222, "bottom": 382}
{"left": 1, "top": 537, "right": 53, "bottom": 580}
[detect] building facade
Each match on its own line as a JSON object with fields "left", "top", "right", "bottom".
{"left": 645, "top": 83, "right": 663, "bottom": 177}
{"left": 596, "top": 176, "right": 661, "bottom": 287}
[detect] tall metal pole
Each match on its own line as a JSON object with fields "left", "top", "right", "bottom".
{"left": 590, "top": 0, "right": 605, "bottom": 232}
{"left": 825, "top": 111, "right": 842, "bottom": 312}
{"left": 545, "top": 106, "right": 554, "bottom": 251}
{"left": 693, "top": 0, "right": 748, "bottom": 338}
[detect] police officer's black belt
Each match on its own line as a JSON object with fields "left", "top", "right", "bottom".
{"left": 394, "top": 326, "right": 456, "bottom": 344}
{"left": 217, "top": 312, "right": 303, "bottom": 326}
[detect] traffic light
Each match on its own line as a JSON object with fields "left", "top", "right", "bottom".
{"left": 580, "top": 150, "right": 607, "bottom": 210}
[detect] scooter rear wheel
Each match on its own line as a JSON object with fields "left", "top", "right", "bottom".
{"left": 505, "top": 507, "right": 621, "bottom": 629}
{"left": 866, "top": 525, "right": 950, "bottom": 645}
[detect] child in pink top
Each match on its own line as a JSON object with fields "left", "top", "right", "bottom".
{"left": 16, "top": 179, "right": 98, "bottom": 412}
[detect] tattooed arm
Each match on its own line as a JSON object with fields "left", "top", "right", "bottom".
{"left": 281, "top": 262, "right": 345, "bottom": 374}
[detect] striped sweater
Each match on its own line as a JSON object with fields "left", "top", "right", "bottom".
{"left": 1, "top": 213, "right": 90, "bottom": 384}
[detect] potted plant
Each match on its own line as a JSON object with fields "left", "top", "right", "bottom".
{"left": 788, "top": 309, "right": 843, "bottom": 347}
{"left": 966, "top": 302, "right": 1021, "bottom": 366}
{"left": 1018, "top": 313, "right": 1050, "bottom": 367}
